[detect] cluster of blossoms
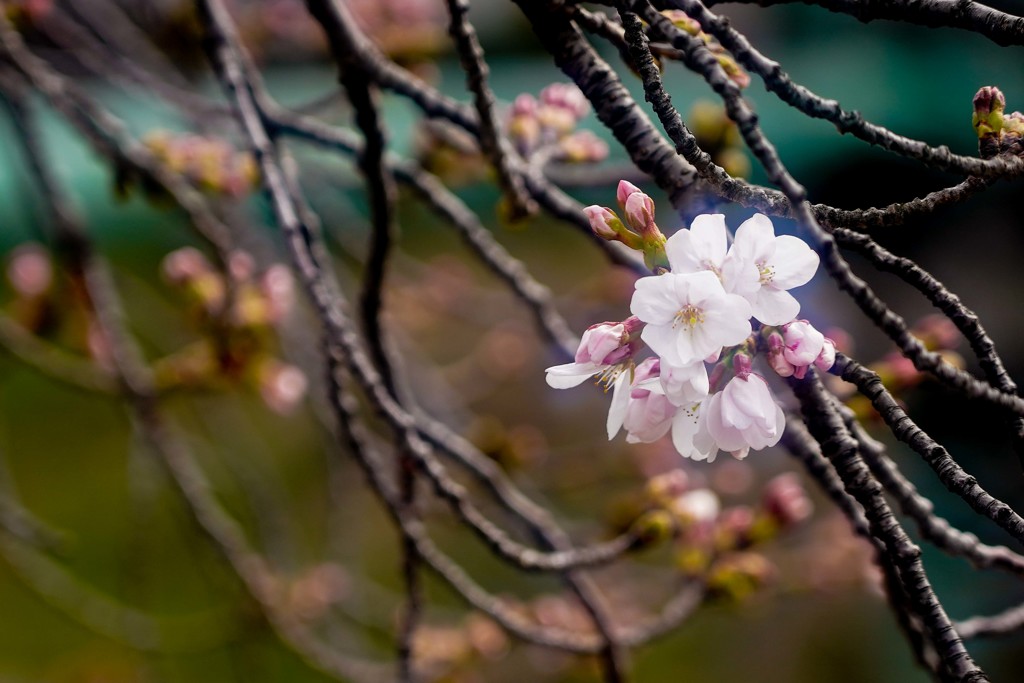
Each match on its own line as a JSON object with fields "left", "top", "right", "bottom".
{"left": 140, "top": 131, "right": 260, "bottom": 199}
{"left": 506, "top": 84, "right": 608, "bottom": 163}
{"left": 973, "top": 85, "right": 1024, "bottom": 159}
{"left": 158, "top": 248, "right": 307, "bottom": 414}
{"left": 346, "top": 0, "right": 447, "bottom": 63}
{"left": 612, "top": 469, "right": 813, "bottom": 601}
{"left": 419, "top": 83, "right": 607, "bottom": 186}
{"left": 547, "top": 182, "right": 835, "bottom": 462}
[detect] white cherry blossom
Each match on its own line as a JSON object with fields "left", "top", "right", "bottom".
{"left": 726, "top": 214, "right": 819, "bottom": 325}
{"left": 631, "top": 270, "right": 752, "bottom": 366}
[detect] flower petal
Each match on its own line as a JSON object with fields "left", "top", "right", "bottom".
{"left": 631, "top": 276, "right": 679, "bottom": 325}
{"left": 606, "top": 371, "right": 631, "bottom": 439}
{"left": 701, "top": 293, "right": 753, "bottom": 347}
{"left": 731, "top": 213, "right": 775, "bottom": 264}
{"left": 679, "top": 270, "right": 726, "bottom": 306}
{"left": 641, "top": 324, "right": 683, "bottom": 365}
{"left": 752, "top": 287, "right": 800, "bottom": 325}
{"left": 666, "top": 214, "right": 728, "bottom": 274}
{"left": 545, "top": 362, "right": 601, "bottom": 388}
{"left": 770, "top": 235, "right": 819, "bottom": 290}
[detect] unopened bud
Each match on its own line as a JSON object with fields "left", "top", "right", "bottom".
{"left": 558, "top": 130, "right": 609, "bottom": 163}
{"left": 660, "top": 9, "right": 701, "bottom": 35}
{"left": 731, "top": 351, "right": 753, "bottom": 379}
{"left": 814, "top": 338, "right": 836, "bottom": 372}
{"left": 511, "top": 93, "right": 538, "bottom": 117}
{"left": 973, "top": 86, "right": 1006, "bottom": 139}
{"left": 762, "top": 473, "right": 813, "bottom": 528}
{"left": 782, "top": 320, "right": 825, "bottom": 367}
{"left": 623, "top": 191, "right": 657, "bottom": 233}
{"left": 645, "top": 469, "right": 690, "bottom": 506}
{"left": 539, "top": 83, "right": 589, "bottom": 120}
{"left": 616, "top": 180, "right": 643, "bottom": 212}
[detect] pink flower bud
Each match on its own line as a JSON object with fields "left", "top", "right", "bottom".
{"left": 814, "top": 338, "right": 836, "bottom": 371}
{"left": 762, "top": 473, "right": 813, "bottom": 528}
{"left": 616, "top": 180, "right": 643, "bottom": 211}
{"left": 583, "top": 205, "right": 622, "bottom": 240}
{"left": 511, "top": 93, "right": 538, "bottom": 117}
{"left": 782, "top": 320, "right": 825, "bottom": 367}
{"left": 732, "top": 352, "right": 752, "bottom": 379}
{"left": 974, "top": 86, "right": 1005, "bottom": 118}
{"left": 539, "top": 83, "right": 589, "bottom": 120}
{"left": 623, "top": 191, "right": 656, "bottom": 233}
{"left": 646, "top": 469, "right": 690, "bottom": 503}
{"left": 717, "top": 505, "right": 754, "bottom": 544}
{"left": 765, "top": 330, "right": 793, "bottom": 377}
{"left": 575, "top": 321, "right": 628, "bottom": 365}
{"left": 558, "top": 130, "right": 609, "bottom": 163}
{"left": 162, "top": 247, "right": 211, "bottom": 285}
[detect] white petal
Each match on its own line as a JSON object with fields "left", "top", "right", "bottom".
{"left": 705, "top": 391, "right": 748, "bottom": 452}
{"left": 770, "top": 235, "right": 819, "bottom": 290}
{"left": 752, "top": 287, "right": 800, "bottom": 326}
{"left": 672, "top": 404, "right": 707, "bottom": 459}
{"left": 731, "top": 214, "right": 775, "bottom": 264}
{"left": 702, "top": 294, "right": 753, "bottom": 347}
{"left": 641, "top": 324, "right": 683, "bottom": 365}
{"left": 631, "top": 276, "right": 680, "bottom": 325}
{"left": 721, "top": 253, "right": 760, "bottom": 297}
{"left": 720, "top": 379, "right": 755, "bottom": 430}
{"left": 606, "top": 371, "right": 631, "bottom": 439}
{"left": 660, "top": 361, "right": 709, "bottom": 405}
{"left": 679, "top": 270, "right": 726, "bottom": 306}
{"left": 665, "top": 229, "right": 700, "bottom": 274}
{"left": 545, "top": 362, "right": 601, "bottom": 388}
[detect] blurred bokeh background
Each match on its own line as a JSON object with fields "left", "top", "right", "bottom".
{"left": 1, "top": 1, "right": 1024, "bottom": 681}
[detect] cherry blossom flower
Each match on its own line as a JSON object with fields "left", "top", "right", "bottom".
{"left": 544, "top": 317, "right": 641, "bottom": 389}
{"left": 631, "top": 270, "right": 751, "bottom": 366}
{"left": 621, "top": 359, "right": 676, "bottom": 444}
{"left": 727, "top": 214, "right": 819, "bottom": 325}
{"left": 704, "top": 372, "right": 785, "bottom": 460}
{"left": 545, "top": 318, "right": 642, "bottom": 440}
{"left": 671, "top": 399, "right": 715, "bottom": 461}
{"left": 665, "top": 214, "right": 759, "bottom": 294}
